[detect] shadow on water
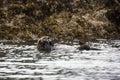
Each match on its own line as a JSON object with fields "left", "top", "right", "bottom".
{"left": 0, "top": 40, "right": 120, "bottom": 80}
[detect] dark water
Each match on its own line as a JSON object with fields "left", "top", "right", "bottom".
{"left": 0, "top": 40, "right": 120, "bottom": 80}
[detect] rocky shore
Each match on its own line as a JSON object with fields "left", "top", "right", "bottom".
{"left": 0, "top": 0, "right": 120, "bottom": 42}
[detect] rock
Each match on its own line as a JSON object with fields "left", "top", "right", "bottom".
{"left": 78, "top": 41, "right": 101, "bottom": 50}
{"left": 78, "top": 44, "right": 90, "bottom": 50}
{"left": 37, "top": 36, "right": 54, "bottom": 52}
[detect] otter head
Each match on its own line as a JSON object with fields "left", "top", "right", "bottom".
{"left": 37, "top": 36, "right": 54, "bottom": 51}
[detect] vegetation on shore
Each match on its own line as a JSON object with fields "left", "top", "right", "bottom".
{"left": 0, "top": 0, "right": 120, "bottom": 42}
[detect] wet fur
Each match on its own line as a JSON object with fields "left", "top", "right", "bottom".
{"left": 37, "top": 36, "right": 54, "bottom": 51}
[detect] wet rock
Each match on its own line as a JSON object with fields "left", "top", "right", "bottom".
{"left": 78, "top": 41, "right": 101, "bottom": 50}
{"left": 78, "top": 44, "right": 90, "bottom": 50}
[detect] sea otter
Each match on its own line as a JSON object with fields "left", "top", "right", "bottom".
{"left": 37, "top": 36, "right": 54, "bottom": 51}
{"left": 78, "top": 41, "right": 101, "bottom": 50}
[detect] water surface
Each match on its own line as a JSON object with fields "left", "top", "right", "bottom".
{"left": 0, "top": 40, "right": 120, "bottom": 80}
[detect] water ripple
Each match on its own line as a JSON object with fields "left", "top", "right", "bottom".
{"left": 0, "top": 40, "right": 120, "bottom": 80}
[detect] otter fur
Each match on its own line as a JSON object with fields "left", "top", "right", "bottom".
{"left": 37, "top": 36, "right": 54, "bottom": 51}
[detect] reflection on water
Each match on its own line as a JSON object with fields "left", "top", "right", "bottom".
{"left": 0, "top": 40, "right": 120, "bottom": 80}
